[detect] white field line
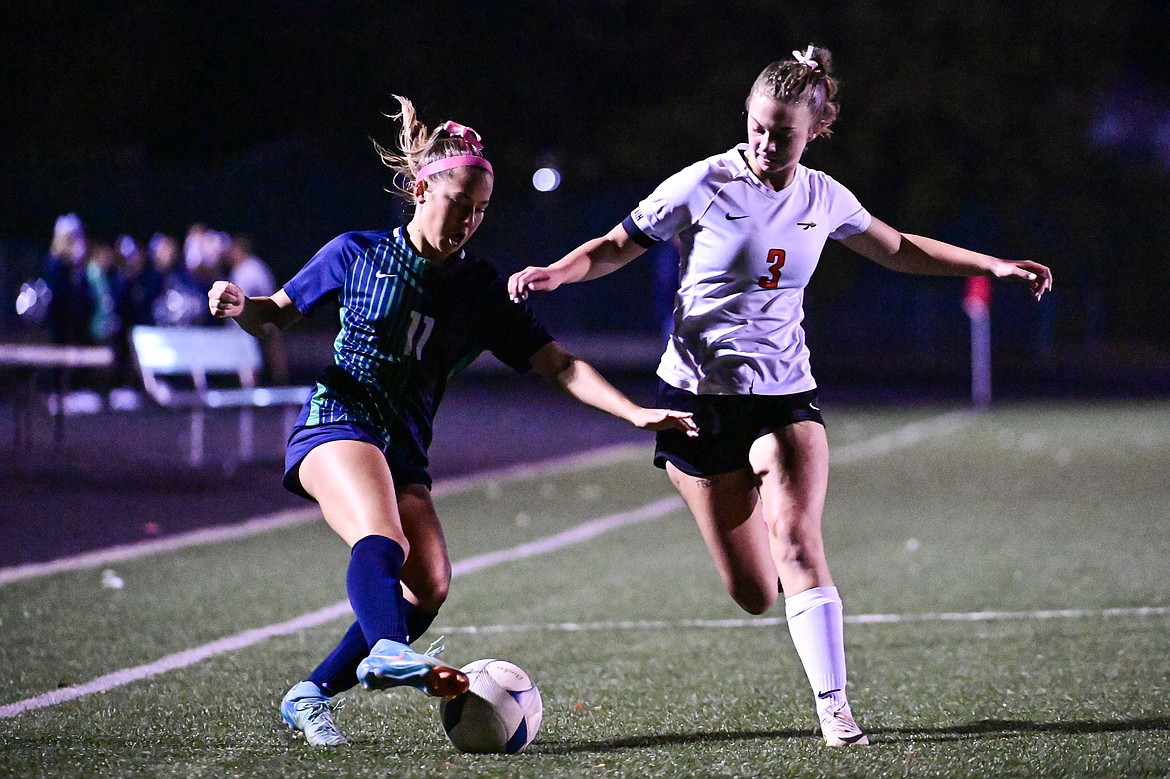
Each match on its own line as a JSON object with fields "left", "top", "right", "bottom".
{"left": 0, "top": 600, "right": 352, "bottom": 721}
{"left": 830, "top": 410, "right": 973, "bottom": 465}
{"left": 434, "top": 606, "right": 1170, "bottom": 636}
{"left": 0, "top": 411, "right": 971, "bottom": 588}
{"left": 0, "top": 496, "right": 684, "bottom": 720}
{"left": 0, "top": 442, "right": 647, "bottom": 587}
{"left": 1, "top": 412, "right": 970, "bottom": 587}
{"left": 0, "top": 412, "right": 967, "bottom": 719}
{"left": 447, "top": 496, "right": 683, "bottom": 578}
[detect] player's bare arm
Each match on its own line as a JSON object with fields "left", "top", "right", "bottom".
{"left": 508, "top": 223, "right": 647, "bottom": 301}
{"left": 839, "top": 218, "right": 1052, "bottom": 300}
{"left": 528, "top": 341, "right": 697, "bottom": 436}
{"left": 208, "top": 282, "right": 302, "bottom": 339}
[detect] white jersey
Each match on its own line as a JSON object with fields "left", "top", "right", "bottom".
{"left": 625, "top": 144, "right": 871, "bottom": 395}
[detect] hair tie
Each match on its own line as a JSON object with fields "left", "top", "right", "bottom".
{"left": 792, "top": 45, "right": 818, "bottom": 70}
{"left": 416, "top": 120, "right": 493, "bottom": 179}
{"left": 436, "top": 120, "right": 484, "bottom": 153}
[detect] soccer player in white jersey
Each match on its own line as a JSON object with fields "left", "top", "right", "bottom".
{"left": 208, "top": 95, "right": 696, "bottom": 747}
{"left": 509, "top": 45, "right": 1053, "bottom": 747}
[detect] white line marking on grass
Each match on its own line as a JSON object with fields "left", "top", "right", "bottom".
{"left": 0, "top": 442, "right": 647, "bottom": 587}
{"left": 0, "top": 496, "right": 684, "bottom": 720}
{"left": 0, "top": 508, "right": 322, "bottom": 587}
{"left": 1, "top": 412, "right": 968, "bottom": 587}
{"left": 0, "top": 601, "right": 352, "bottom": 720}
{"left": 434, "top": 442, "right": 645, "bottom": 497}
{"left": 831, "top": 410, "right": 973, "bottom": 465}
{"left": 845, "top": 606, "right": 1170, "bottom": 623}
{"left": 0, "top": 411, "right": 968, "bottom": 718}
{"left": 433, "top": 606, "right": 1170, "bottom": 636}
{"left": 449, "top": 496, "right": 683, "bottom": 577}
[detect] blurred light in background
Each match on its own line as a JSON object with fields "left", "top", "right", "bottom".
{"left": 15, "top": 279, "right": 51, "bottom": 321}
{"left": 532, "top": 167, "right": 562, "bottom": 192}
{"left": 1088, "top": 78, "right": 1170, "bottom": 168}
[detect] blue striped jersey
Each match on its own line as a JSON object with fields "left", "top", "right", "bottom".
{"left": 283, "top": 226, "right": 553, "bottom": 453}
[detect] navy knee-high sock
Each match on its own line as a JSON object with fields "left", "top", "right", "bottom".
{"left": 304, "top": 604, "right": 437, "bottom": 697}
{"left": 404, "top": 601, "right": 438, "bottom": 644}
{"left": 308, "top": 620, "right": 368, "bottom": 696}
{"left": 346, "top": 535, "right": 408, "bottom": 645}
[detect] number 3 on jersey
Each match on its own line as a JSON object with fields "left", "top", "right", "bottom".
{"left": 758, "top": 249, "right": 786, "bottom": 290}
{"left": 404, "top": 310, "right": 435, "bottom": 359}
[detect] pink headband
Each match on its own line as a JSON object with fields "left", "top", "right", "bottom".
{"left": 416, "top": 120, "right": 493, "bottom": 179}
{"left": 416, "top": 154, "right": 493, "bottom": 179}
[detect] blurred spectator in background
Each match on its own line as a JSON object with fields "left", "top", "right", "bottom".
{"left": 115, "top": 234, "right": 162, "bottom": 328}
{"left": 84, "top": 242, "right": 120, "bottom": 346}
{"left": 183, "top": 222, "right": 210, "bottom": 275}
{"left": 224, "top": 233, "right": 288, "bottom": 383}
{"left": 42, "top": 213, "right": 95, "bottom": 344}
{"left": 150, "top": 232, "right": 206, "bottom": 326}
{"left": 224, "top": 234, "right": 275, "bottom": 297}
{"left": 112, "top": 234, "right": 162, "bottom": 384}
{"left": 184, "top": 223, "right": 229, "bottom": 296}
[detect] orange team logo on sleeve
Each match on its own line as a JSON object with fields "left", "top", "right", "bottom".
{"left": 758, "top": 249, "right": 786, "bottom": 289}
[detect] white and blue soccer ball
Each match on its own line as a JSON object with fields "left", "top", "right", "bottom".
{"left": 439, "top": 659, "right": 543, "bottom": 754}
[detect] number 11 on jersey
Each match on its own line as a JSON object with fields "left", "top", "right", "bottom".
{"left": 758, "top": 248, "right": 786, "bottom": 290}
{"left": 404, "top": 310, "right": 435, "bottom": 359}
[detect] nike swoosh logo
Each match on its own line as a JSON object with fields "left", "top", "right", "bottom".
{"left": 798, "top": 221, "right": 816, "bottom": 230}
{"left": 726, "top": 214, "right": 750, "bottom": 221}
{"left": 375, "top": 271, "right": 396, "bottom": 279}
{"left": 817, "top": 688, "right": 841, "bottom": 699}
{"left": 809, "top": 403, "right": 820, "bottom": 412}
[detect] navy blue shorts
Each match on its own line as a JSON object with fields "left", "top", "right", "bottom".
{"left": 283, "top": 420, "right": 433, "bottom": 501}
{"left": 653, "top": 381, "right": 825, "bottom": 477}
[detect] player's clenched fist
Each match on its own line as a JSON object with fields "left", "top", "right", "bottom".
{"left": 208, "top": 280, "right": 246, "bottom": 318}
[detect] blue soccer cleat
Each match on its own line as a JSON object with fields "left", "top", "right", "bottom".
{"left": 280, "top": 680, "right": 349, "bottom": 747}
{"left": 356, "top": 638, "right": 470, "bottom": 698}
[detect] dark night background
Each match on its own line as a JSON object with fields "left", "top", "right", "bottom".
{"left": 2, "top": 1, "right": 1169, "bottom": 395}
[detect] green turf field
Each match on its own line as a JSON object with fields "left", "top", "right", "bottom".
{"left": 2, "top": 402, "right": 1168, "bottom": 778}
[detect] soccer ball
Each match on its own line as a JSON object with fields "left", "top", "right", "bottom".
{"left": 439, "top": 659, "right": 543, "bottom": 754}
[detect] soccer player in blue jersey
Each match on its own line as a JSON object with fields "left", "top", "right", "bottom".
{"left": 208, "top": 95, "right": 697, "bottom": 747}
{"left": 509, "top": 46, "right": 1053, "bottom": 747}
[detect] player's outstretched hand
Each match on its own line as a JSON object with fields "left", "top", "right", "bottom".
{"left": 508, "top": 266, "right": 560, "bottom": 302}
{"left": 208, "top": 280, "right": 246, "bottom": 318}
{"left": 630, "top": 408, "right": 699, "bottom": 437}
{"left": 992, "top": 260, "right": 1053, "bottom": 301}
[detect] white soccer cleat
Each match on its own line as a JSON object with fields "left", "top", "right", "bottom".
{"left": 280, "top": 681, "right": 349, "bottom": 747}
{"left": 819, "top": 700, "right": 869, "bottom": 746}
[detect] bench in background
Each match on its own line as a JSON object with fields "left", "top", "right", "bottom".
{"left": 131, "top": 325, "right": 310, "bottom": 466}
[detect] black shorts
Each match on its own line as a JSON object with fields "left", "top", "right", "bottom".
{"left": 653, "top": 381, "right": 825, "bottom": 477}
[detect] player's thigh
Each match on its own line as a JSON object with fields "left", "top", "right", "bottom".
{"left": 748, "top": 422, "right": 831, "bottom": 580}
{"left": 666, "top": 462, "right": 778, "bottom": 612}
{"left": 748, "top": 421, "right": 829, "bottom": 532}
{"left": 396, "top": 484, "right": 452, "bottom": 609}
{"left": 298, "top": 439, "right": 407, "bottom": 549}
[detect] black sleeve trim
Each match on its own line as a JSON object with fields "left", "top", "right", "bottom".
{"left": 621, "top": 214, "right": 657, "bottom": 249}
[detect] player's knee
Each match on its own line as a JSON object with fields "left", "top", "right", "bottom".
{"left": 771, "top": 521, "right": 822, "bottom": 565}
{"left": 728, "top": 580, "right": 777, "bottom": 615}
{"left": 428, "top": 578, "right": 450, "bottom": 608}
{"left": 412, "top": 569, "right": 451, "bottom": 612}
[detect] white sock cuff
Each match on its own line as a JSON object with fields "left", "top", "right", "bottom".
{"left": 784, "top": 586, "right": 848, "bottom": 698}
{"left": 784, "top": 585, "right": 841, "bottom": 621}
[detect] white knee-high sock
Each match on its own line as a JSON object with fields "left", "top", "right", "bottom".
{"left": 785, "top": 586, "right": 849, "bottom": 707}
